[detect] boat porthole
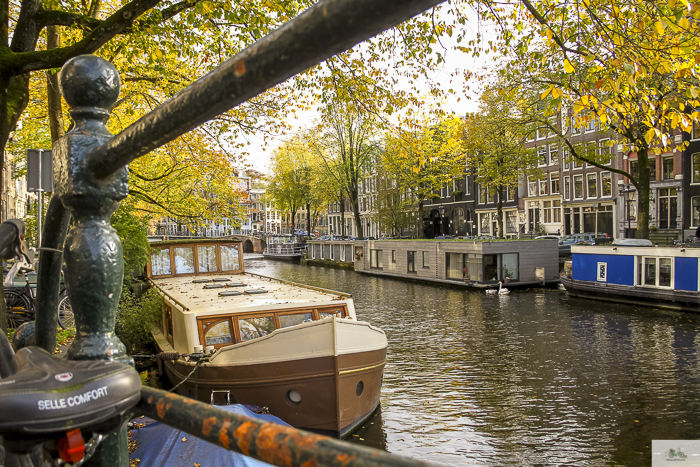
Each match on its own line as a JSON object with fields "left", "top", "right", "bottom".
{"left": 356, "top": 381, "right": 364, "bottom": 397}
{"left": 285, "top": 390, "right": 302, "bottom": 406}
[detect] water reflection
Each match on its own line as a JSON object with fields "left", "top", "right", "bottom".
{"left": 242, "top": 258, "right": 700, "bottom": 466}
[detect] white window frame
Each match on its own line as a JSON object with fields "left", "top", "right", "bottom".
{"left": 537, "top": 147, "right": 547, "bottom": 167}
{"left": 550, "top": 172, "right": 560, "bottom": 194}
{"left": 598, "top": 138, "right": 612, "bottom": 166}
{"left": 549, "top": 145, "right": 558, "bottom": 166}
{"left": 527, "top": 177, "right": 537, "bottom": 197}
{"left": 692, "top": 153, "right": 700, "bottom": 185}
{"left": 564, "top": 176, "right": 571, "bottom": 200}
{"left": 638, "top": 256, "right": 674, "bottom": 288}
{"left": 539, "top": 178, "right": 549, "bottom": 196}
{"left": 601, "top": 171, "right": 612, "bottom": 198}
{"left": 587, "top": 173, "right": 598, "bottom": 199}
{"left": 573, "top": 174, "right": 584, "bottom": 199}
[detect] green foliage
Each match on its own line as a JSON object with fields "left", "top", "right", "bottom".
{"left": 111, "top": 201, "right": 149, "bottom": 287}
{"left": 115, "top": 288, "right": 163, "bottom": 352}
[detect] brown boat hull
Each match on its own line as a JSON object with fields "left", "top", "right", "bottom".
{"left": 162, "top": 348, "right": 385, "bottom": 438}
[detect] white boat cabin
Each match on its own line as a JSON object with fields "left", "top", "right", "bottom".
{"left": 147, "top": 240, "right": 356, "bottom": 354}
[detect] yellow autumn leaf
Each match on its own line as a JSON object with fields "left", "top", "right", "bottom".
{"left": 182, "top": 437, "right": 187, "bottom": 442}
{"left": 573, "top": 103, "right": 584, "bottom": 114}
{"left": 564, "top": 59, "right": 575, "bottom": 73}
{"left": 654, "top": 20, "right": 666, "bottom": 35}
{"left": 645, "top": 128, "right": 656, "bottom": 144}
{"left": 552, "top": 88, "right": 562, "bottom": 99}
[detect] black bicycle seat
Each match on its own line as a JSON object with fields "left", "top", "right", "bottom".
{"left": 0, "top": 346, "right": 141, "bottom": 435}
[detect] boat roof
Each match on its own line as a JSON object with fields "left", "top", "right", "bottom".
{"left": 151, "top": 272, "right": 351, "bottom": 315}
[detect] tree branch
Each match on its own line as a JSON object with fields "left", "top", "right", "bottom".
{"left": 34, "top": 10, "right": 101, "bottom": 30}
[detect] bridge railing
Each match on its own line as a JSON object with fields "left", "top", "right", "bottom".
{"left": 28, "top": 0, "right": 447, "bottom": 465}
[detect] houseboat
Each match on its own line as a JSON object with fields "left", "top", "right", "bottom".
{"left": 560, "top": 240, "right": 700, "bottom": 312}
{"left": 146, "top": 239, "right": 387, "bottom": 438}
{"left": 263, "top": 234, "right": 306, "bottom": 261}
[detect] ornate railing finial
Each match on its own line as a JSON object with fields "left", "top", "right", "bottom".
{"left": 56, "top": 55, "right": 131, "bottom": 364}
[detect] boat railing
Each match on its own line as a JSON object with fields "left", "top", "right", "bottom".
{"left": 247, "top": 272, "right": 353, "bottom": 298}
{"left": 146, "top": 277, "right": 190, "bottom": 311}
{"left": 18, "top": 0, "right": 444, "bottom": 464}
{"left": 266, "top": 243, "right": 307, "bottom": 255}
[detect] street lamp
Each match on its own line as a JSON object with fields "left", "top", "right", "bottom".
{"left": 438, "top": 205, "right": 445, "bottom": 236}
{"left": 618, "top": 184, "right": 636, "bottom": 238}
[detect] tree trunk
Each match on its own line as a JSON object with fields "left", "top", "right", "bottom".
{"left": 306, "top": 202, "right": 311, "bottom": 238}
{"left": 46, "top": 26, "right": 65, "bottom": 143}
{"left": 417, "top": 199, "right": 425, "bottom": 239}
{"left": 497, "top": 185, "right": 504, "bottom": 239}
{"left": 634, "top": 148, "right": 651, "bottom": 240}
{"left": 340, "top": 199, "right": 345, "bottom": 238}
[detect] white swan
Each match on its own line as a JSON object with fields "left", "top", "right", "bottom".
{"left": 498, "top": 281, "right": 510, "bottom": 295}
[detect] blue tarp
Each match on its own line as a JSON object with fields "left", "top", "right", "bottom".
{"left": 129, "top": 404, "right": 290, "bottom": 466}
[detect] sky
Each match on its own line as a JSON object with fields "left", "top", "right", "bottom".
{"left": 239, "top": 11, "right": 501, "bottom": 175}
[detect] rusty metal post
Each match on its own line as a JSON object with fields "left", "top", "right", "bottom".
{"left": 138, "top": 387, "right": 430, "bottom": 467}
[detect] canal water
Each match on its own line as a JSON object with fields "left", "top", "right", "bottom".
{"left": 244, "top": 255, "right": 700, "bottom": 466}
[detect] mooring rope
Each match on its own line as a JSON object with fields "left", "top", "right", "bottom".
{"left": 169, "top": 357, "right": 208, "bottom": 392}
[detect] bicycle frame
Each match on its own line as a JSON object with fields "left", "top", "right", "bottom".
{"left": 22, "top": 0, "right": 448, "bottom": 465}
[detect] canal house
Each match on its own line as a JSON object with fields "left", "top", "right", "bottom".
{"left": 353, "top": 239, "right": 559, "bottom": 287}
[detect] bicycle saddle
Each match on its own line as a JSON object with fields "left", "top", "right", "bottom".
{"left": 0, "top": 346, "right": 141, "bottom": 435}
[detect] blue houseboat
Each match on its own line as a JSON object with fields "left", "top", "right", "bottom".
{"left": 561, "top": 241, "right": 700, "bottom": 312}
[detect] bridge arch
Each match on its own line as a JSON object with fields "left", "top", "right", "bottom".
{"left": 243, "top": 239, "right": 255, "bottom": 253}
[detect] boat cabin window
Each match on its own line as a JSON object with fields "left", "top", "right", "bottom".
{"left": 174, "top": 247, "right": 195, "bottom": 274}
{"left": 165, "top": 305, "right": 174, "bottom": 345}
{"left": 151, "top": 248, "right": 172, "bottom": 276}
{"left": 638, "top": 256, "right": 673, "bottom": 288}
{"left": 220, "top": 245, "right": 241, "bottom": 271}
{"left": 239, "top": 315, "right": 275, "bottom": 342}
{"left": 279, "top": 312, "right": 313, "bottom": 328}
{"left": 319, "top": 308, "right": 343, "bottom": 319}
{"left": 199, "top": 317, "right": 234, "bottom": 348}
{"left": 197, "top": 305, "right": 349, "bottom": 347}
{"left": 149, "top": 242, "right": 243, "bottom": 278}
{"left": 198, "top": 246, "right": 218, "bottom": 273}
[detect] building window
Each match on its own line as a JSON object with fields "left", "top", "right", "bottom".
{"left": 574, "top": 175, "right": 584, "bottom": 199}
{"left": 539, "top": 178, "right": 549, "bottom": 195}
{"left": 637, "top": 256, "right": 673, "bottom": 288}
{"left": 601, "top": 172, "right": 612, "bottom": 197}
{"left": 649, "top": 158, "right": 657, "bottom": 180}
{"left": 479, "top": 185, "right": 488, "bottom": 204}
{"left": 585, "top": 117, "right": 596, "bottom": 133}
{"left": 538, "top": 147, "right": 547, "bottom": 166}
{"left": 692, "top": 197, "right": 700, "bottom": 226}
{"left": 563, "top": 148, "right": 570, "bottom": 170}
{"left": 422, "top": 251, "right": 430, "bottom": 268}
{"left": 662, "top": 156, "right": 674, "bottom": 180}
{"left": 543, "top": 200, "right": 553, "bottom": 223}
{"left": 598, "top": 139, "right": 612, "bottom": 165}
{"left": 564, "top": 176, "right": 571, "bottom": 200}
{"left": 392, "top": 250, "right": 396, "bottom": 263}
{"left": 407, "top": 251, "right": 416, "bottom": 273}
{"left": 480, "top": 212, "right": 491, "bottom": 234}
{"left": 370, "top": 249, "right": 383, "bottom": 269}
{"left": 553, "top": 200, "right": 561, "bottom": 223}
{"left": 658, "top": 187, "right": 678, "bottom": 229}
{"left": 570, "top": 116, "right": 581, "bottom": 135}
{"left": 693, "top": 153, "right": 700, "bottom": 184}
{"left": 528, "top": 178, "right": 537, "bottom": 197}
{"left": 506, "top": 185, "right": 515, "bottom": 201}
{"left": 692, "top": 120, "right": 700, "bottom": 140}
{"left": 572, "top": 155, "right": 582, "bottom": 169}
{"left": 587, "top": 173, "right": 598, "bottom": 198}
{"left": 549, "top": 145, "right": 558, "bottom": 165}
{"left": 550, "top": 173, "right": 560, "bottom": 194}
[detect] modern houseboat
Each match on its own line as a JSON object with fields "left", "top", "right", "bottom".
{"left": 263, "top": 234, "right": 306, "bottom": 261}
{"left": 560, "top": 240, "right": 700, "bottom": 312}
{"left": 146, "top": 239, "right": 387, "bottom": 438}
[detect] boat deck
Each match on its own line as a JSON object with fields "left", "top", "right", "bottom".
{"left": 151, "top": 273, "right": 349, "bottom": 315}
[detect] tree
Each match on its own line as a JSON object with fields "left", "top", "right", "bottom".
{"left": 314, "top": 102, "right": 379, "bottom": 240}
{"left": 374, "top": 164, "right": 416, "bottom": 237}
{"left": 266, "top": 137, "right": 316, "bottom": 235}
{"left": 381, "top": 115, "right": 466, "bottom": 238}
{"left": 502, "top": 0, "right": 700, "bottom": 238}
{"left": 462, "top": 84, "right": 540, "bottom": 238}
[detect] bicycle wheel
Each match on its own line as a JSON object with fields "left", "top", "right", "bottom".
{"left": 4, "top": 289, "right": 31, "bottom": 329}
{"left": 58, "top": 294, "right": 75, "bottom": 330}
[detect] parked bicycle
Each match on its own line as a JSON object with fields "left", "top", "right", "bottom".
{"left": 3, "top": 258, "right": 74, "bottom": 330}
